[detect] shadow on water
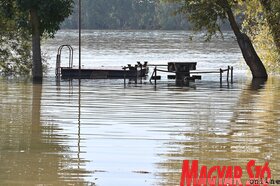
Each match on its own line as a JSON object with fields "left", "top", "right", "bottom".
{"left": 0, "top": 80, "right": 94, "bottom": 186}
{"left": 250, "top": 78, "right": 268, "bottom": 90}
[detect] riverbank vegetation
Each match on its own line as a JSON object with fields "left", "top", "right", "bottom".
{"left": 0, "top": 0, "right": 73, "bottom": 80}
{"left": 0, "top": 0, "right": 279, "bottom": 77}
{"left": 242, "top": 0, "right": 280, "bottom": 74}
{"left": 0, "top": 10, "right": 32, "bottom": 76}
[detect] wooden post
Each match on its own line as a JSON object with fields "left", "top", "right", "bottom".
{"left": 220, "top": 68, "right": 223, "bottom": 85}
{"left": 227, "top": 66, "right": 230, "bottom": 82}
{"left": 139, "top": 63, "right": 143, "bottom": 83}
{"left": 231, "top": 66, "right": 233, "bottom": 84}
{"left": 123, "top": 67, "right": 126, "bottom": 87}
{"left": 135, "top": 65, "right": 138, "bottom": 84}
{"left": 154, "top": 67, "right": 157, "bottom": 86}
{"left": 149, "top": 67, "right": 155, "bottom": 83}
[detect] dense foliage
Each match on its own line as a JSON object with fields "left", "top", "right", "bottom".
{"left": 0, "top": 0, "right": 74, "bottom": 79}
{"left": 0, "top": 2, "right": 32, "bottom": 76}
{"left": 165, "top": 0, "right": 279, "bottom": 74}
{"left": 242, "top": 0, "right": 280, "bottom": 73}
{"left": 62, "top": 0, "right": 191, "bottom": 30}
{"left": 14, "top": 0, "right": 74, "bottom": 37}
{"left": 164, "top": 0, "right": 269, "bottom": 78}
{"left": 0, "top": 0, "right": 279, "bottom": 76}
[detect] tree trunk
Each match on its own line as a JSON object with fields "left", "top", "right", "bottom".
{"left": 223, "top": 0, "right": 268, "bottom": 78}
{"left": 236, "top": 33, "right": 268, "bottom": 78}
{"left": 30, "top": 8, "right": 43, "bottom": 82}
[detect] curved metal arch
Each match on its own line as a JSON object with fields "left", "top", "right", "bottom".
{"left": 56, "top": 45, "right": 74, "bottom": 77}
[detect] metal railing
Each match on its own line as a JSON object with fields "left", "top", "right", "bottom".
{"left": 56, "top": 45, "right": 74, "bottom": 77}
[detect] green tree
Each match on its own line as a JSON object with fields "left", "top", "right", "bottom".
{"left": 155, "top": 1, "right": 189, "bottom": 29}
{"left": 62, "top": 0, "right": 190, "bottom": 30}
{"left": 241, "top": 0, "right": 280, "bottom": 73}
{"left": 259, "top": 0, "right": 280, "bottom": 54}
{"left": 0, "top": 5, "right": 32, "bottom": 76}
{"left": 1, "top": 0, "right": 74, "bottom": 81}
{"left": 166, "top": 0, "right": 268, "bottom": 78}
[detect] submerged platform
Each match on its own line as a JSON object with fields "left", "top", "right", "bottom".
{"left": 58, "top": 62, "right": 149, "bottom": 79}
{"left": 60, "top": 67, "right": 143, "bottom": 79}
{"left": 55, "top": 45, "right": 149, "bottom": 79}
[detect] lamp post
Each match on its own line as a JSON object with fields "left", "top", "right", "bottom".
{"left": 78, "top": 0, "right": 81, "bottom": 77}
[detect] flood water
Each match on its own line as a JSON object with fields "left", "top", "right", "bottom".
{"left": 1, "top": 30, "right": 279, "bottom": 186}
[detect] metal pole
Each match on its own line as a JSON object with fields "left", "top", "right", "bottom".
{"left": 78, "top": 0, "right": 81, "bottom": 78}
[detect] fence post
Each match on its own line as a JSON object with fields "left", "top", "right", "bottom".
{"left": 220, "top": 68, "right": 223, "bottom": 85}
{"left": 123, "top": 67, "right": 126, "bottom": 87}
{"left": 227, "top": 66, "right": 230, "bottom": 82}
{"left": 231, "top": 66, "right": 233, "bottom": 84}
{"left": 155, "top": 67, "right": 157, "bottom": 86}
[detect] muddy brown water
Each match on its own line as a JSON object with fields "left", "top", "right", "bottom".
{"left": 0, "top": 30, "right": 279, "bottom": 186}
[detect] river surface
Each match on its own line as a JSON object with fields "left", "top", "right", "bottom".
{"left": 0, "top": 30, "right": 279, "bottom": 186}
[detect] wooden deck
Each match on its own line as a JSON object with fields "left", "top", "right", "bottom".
{"left": 59, "top": 63, "right": 149, "bottom": 79}
{"left": 61, "top": 68, "right": 135, "bottom": 79}
{"left": 55, "top": 45, "right": 149, "bottom": 79}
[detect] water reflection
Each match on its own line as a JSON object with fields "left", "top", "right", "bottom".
{"left": 43, "top": 30, "right": 244, "bottom": 72}
{"left": 155, "top": 77, "right": 280, "bottom": 186}
{"left": 1, "top": 29, "right": 280, "bottom": 185}
{"left": 0, "top": 80, "right": 93, "bottom": 185}
{"left": 1, "top": 76, "right": 279, "bottom": 185}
